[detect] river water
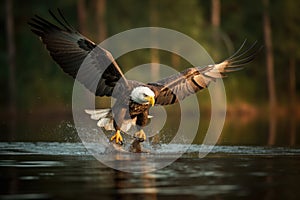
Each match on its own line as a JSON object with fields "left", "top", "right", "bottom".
{"left": 1, "top": 142, "right": 300, "bottom": 200}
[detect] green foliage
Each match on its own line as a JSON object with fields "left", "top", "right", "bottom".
{"left": 1, "top": 0, "right": 299, "bottom": 112}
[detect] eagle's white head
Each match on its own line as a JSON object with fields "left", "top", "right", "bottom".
{"left": 130, "top": 86, "right": 155, "bottom": 106}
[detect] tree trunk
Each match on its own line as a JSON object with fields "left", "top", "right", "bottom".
{"left": 211, "top": 0, "right": 221, "bottom": 60}
{"left": 263, "top": 0, "right": 277, "bottom": 112}
{"left": 211, "top": 0, "right": 220, "bottom": 28}
{"left": 150, "top": 0, "right": 159, "bottom": 81}
{"left": 77, "top": 0, "right": 88, "bottom": 35}
{"left": 5, "top": 0, "right": 17, "bottom": 140}
{"left": 289, "top": 57, "right": 296, "bottom": 145}
{"left": 95, "top": 0, "right": 107, "bottom": 42}
{"left": 6, "top": 0, "right": 16, "bottom": 117}
{"left": 263, "top": 0, "right": 277, "bottom": 145}
{"left": 289, "top": 57, "right": 296, "bottom": 113}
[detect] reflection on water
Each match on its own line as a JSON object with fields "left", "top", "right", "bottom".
{"left": 0, "top": 112, "right": 300, "bottom": 199}
{"left": 1, "top": 143, "right": 300, "bottom": 199}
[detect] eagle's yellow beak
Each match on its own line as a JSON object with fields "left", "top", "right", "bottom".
{"left": 145, "top": 96, "right": 155, "bottom": 106}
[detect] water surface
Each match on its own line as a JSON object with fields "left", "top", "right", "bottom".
{"left": 1, "top": 143, "right": 300, "bottom": 200}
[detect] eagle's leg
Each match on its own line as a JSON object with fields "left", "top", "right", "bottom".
{"left": 133, "top": 110, "right": 149, "bottom": 142}
{"left": 110, "top": 130, "right": 123, "bottom": 145}
{"left": 110, "top": 108, "right": 126, "bottom": 145}
{"left": 134, "top": 129, "right": 146, "bottom": 142}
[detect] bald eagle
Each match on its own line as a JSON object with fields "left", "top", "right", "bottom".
{"left": 29, "top": 10, "right": 259, "bottom": 145}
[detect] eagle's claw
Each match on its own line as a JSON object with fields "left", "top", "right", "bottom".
{"left": 110, "top": 130, "right": 123, "bottom": 145}
{"left": 133, "top": 137, "right": 144, "bottom": 142}
{"left": 134, "top": 129, "right": 146, "bottom": 142}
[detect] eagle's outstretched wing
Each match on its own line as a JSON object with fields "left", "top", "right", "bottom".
{"left": 28, "top": 9, "right": 127, "bottom": 97}
{"left": 147, "top": 41, "right": 261, "bottom": 105}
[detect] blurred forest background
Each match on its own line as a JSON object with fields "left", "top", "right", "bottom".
{"left": 1, "top": 0, "right": 300, "bottom": 145}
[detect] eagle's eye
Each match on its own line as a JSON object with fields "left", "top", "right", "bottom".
{"left": 143, "top": 93, "right": 148, "bottom": 97}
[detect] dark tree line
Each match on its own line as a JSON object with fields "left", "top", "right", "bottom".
{"left": 2, "top": 0, "right": 300, "bottom": 116}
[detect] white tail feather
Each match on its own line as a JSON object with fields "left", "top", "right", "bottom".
{"left": 85, "top": 109, "right": 111, "bottom": 120}
{"left": 85, "top": 108, "right": 137, "bottom": 132}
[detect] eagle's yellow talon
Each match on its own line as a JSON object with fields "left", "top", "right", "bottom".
{"left": 110, "top": 130, "right": 123, "bottom": 144}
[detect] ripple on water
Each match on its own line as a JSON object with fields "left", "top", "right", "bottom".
{"left": 0, "top": 142, "right": 300, "bottom": 157}
{"left": 0, "top": 159, "right": 64, "bottom": 168}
